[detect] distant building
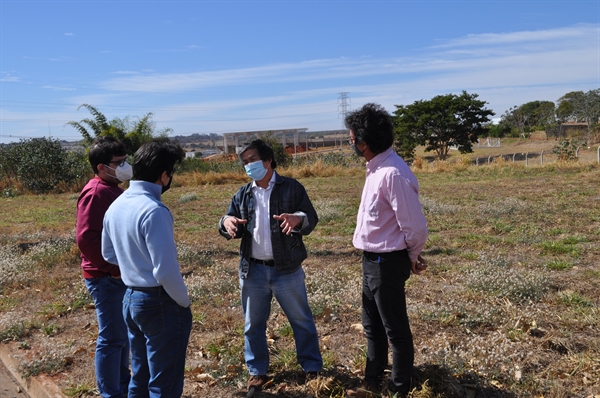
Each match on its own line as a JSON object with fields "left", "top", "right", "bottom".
{"left": 185, "top": 151, "right": 201, "bottom": 159}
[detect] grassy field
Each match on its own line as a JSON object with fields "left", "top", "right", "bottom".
{"left": 0, "top": 147, "right": 599, "bottom": 397}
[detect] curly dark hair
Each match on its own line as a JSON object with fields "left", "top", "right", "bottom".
{"left": 88, "top": 136, "right": 126, "bottom": 175}
{"left": 344, "top": 103, "right": 394, "bottom": 155}
{"left": 133, "top": 138, "right": 185, "bottom": 182}
{"left": 239, "top": 139, "right": 277, "bottom": 169}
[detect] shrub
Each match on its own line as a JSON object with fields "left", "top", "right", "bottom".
{"left": 0, "top": 138, "right": 89, "bottom": 194}
{"left": 552, "top": 138, "right": 585, "bottom": 161}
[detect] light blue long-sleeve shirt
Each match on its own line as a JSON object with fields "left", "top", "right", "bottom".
{"left": 102, "top": 180, "right": 190, "bottom": 308}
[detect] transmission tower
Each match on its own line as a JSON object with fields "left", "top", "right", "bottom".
{"left": 337, "top": 92, "right": 351, "bottom": 146}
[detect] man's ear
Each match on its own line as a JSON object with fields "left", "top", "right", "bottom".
{"left": 159, "top": 170, "right": 170, "bottom": 184}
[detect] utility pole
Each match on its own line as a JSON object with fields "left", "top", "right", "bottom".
{"left": 337, "top": 92, "right": 350, "bottom": 147}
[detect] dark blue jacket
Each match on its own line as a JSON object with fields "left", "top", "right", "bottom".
{"left": 218, "top": 173, "right": 318, "bottom": 278}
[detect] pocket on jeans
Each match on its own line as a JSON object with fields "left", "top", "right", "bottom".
{"left": 131, "top": 303, "right": 165, "bottom": 336}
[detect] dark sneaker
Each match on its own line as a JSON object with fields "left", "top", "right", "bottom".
{"left": 247, "top": 375, "right": 268, "bottom": 390}
{"left": 346, "top": 380, "right": 381, "bottom": 397}
{"left": 305, "top": 371, "right": 320, "bottom": 382}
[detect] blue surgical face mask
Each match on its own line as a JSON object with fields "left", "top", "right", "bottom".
{"left": 244, "top": 160, "right": 268, "bottom": 181}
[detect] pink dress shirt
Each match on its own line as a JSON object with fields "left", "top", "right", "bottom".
{"left": 353, "top": 147, "right": 428, "bottom": 263}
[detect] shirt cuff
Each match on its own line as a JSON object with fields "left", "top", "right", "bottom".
{"left": 293, "top": 211, "right": 308, "bottom": 231}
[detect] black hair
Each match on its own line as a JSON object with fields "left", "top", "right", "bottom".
{"left": 344, "top": 103, "right": 394, "bottom": 155}
{"left": 239, "top": 139, "right": 277, "bottom": 169}
{"left": 88, "top": 136, "right": 126, "bottom": 175}
{"left": 133, "top": 138, "right": 185, "bottom": 182}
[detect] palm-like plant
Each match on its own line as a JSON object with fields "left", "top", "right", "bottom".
{"left": 65, "top": 104, "right": 124, "bottom": 145}
{"left": 66, "top": 104, "right": 171, "bottom": 154}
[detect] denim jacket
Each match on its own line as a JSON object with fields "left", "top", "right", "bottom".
{"left": 218, "top": 173, "right": 318, "bottom": 278}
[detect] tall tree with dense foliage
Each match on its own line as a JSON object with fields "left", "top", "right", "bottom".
{"left": 66, "top": 104, "right": 172, "bottom": 154}
{"left": 556, "top": 89, "right": 600, "bottom": 136}
{"left": 501, "top": 100, "right": 556, "bottom": 138}
{"left": 393, "top": 91, "right": 494, "bottom": 160}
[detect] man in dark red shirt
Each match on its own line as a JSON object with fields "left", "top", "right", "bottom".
{"left": 76, "top": 137, "right": 132, "bottom": 398}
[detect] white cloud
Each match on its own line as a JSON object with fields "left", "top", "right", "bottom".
{"left": 41, "top": 85, "right": 76, "bottom": 91}
{"left": 0, "top": 75, "right": 20, "bottom": 82}
{"left": 99, "top": 24, "right": 599, "bottom": 97}
{"left": 447, "top": 24, "right": 596, "bottom": 47}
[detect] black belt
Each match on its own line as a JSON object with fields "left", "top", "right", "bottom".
{"left": 129, "top": 286, "right": 165, "bottom": 292}
{"left": 363, "top": 249, "right": 407, "bottom": 262}
{"left": 250, "top": 258, "right": 275, "bottom": 267}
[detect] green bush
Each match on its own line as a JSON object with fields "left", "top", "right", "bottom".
{"left": 0, "top": 138, "right": 89, "bottom": 194}
{"left": 178, "top": 157, "right": 240, "bottom": 174}
{"left": 552, "top": 138, "right": 585, "bottom": 161}
{"left": 293, "top": 151, "right": 362, "bottom": 168}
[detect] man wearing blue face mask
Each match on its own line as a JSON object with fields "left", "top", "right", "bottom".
{"left": 76, "top": 136, "right": 132, "bottom": 398}
{"left": 218, "top": 139, "right": 322, "bottom": 395}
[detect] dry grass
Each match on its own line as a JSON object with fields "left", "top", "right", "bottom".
{"left": 1, "top": 154, "right": 599, "bottom": 397}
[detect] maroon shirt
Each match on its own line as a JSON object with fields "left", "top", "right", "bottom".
{"left": 76, "top": 177, "right": 123, "bottom": 278}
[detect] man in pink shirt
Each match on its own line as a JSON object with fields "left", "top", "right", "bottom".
{"left": 344, "top": 103, "right": 428, "bottom": 398}
{"left": 76, "top": 137, "right": 132, "bottom": 398}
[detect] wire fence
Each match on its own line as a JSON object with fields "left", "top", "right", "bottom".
{"left": 472, "top": 146, "right": 600, "bottom": 166}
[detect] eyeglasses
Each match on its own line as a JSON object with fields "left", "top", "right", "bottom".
{"left": 108, "top": 159, "right": 127, "bottom": 167}
{"left": 170, "top": 167, "right": 177, "bottom": 177}
{"left": 347, "top": 138, "right": 355, "bottom": 145}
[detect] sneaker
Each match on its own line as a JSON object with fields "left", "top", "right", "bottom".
{"left": 346, "top": 380, "right": 381, "bottom": 397}
{"left": 247, "top": 375, "right": 268, "bottom": 390}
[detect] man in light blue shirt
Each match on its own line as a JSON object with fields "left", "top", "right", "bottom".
{"left": 102, "top": 139, "right": 191, "bottom": 398}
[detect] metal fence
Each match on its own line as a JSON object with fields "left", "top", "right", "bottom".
{"left": 473, "top": 146, "right": 600, "bottom": 166}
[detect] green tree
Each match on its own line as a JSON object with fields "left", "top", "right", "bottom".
{"left": 556, "top": 99, "right": 575, "bottom": 124}
{"left": 258, "top": 131, "right": 292, "bottom": 167}
{"left": 557, "top": 89, "right": 600, "bottom": 137}
{"left": 486, "top": 121, "right": 512, "bottom": 138}
{"left": 502, "top": 100, "right": 556, "bottom": 137}
{"left": 66, "top": 104, "right": 171, "bottom": 154}
{"left": 501, "top": 105, "right": 527, "bottom": 138}
{"left": 393, "top": 91, "right": 494, "bottom": 160}
{"left": 535, "top": 101, "right": 556, "bottom": 128}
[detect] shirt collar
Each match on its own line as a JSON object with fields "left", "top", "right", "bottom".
{"left": 128, "top": 180, "right": 162, "bottom": 201}
{"left": 251, "top": 171, "right": 277, "bottom": 190}
{"left": 366, "top": 147, "right": 394, "bottom": 171}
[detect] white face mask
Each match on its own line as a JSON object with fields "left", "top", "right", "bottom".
{"left": 105, "top": 161, "right": 133, "bottom": 182}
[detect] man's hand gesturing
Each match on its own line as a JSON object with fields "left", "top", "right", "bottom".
{"left": 223, "top": 216, "right": 248, "bottom": 239}
{"left": 273, "top": 213, "right": 301, "bottom": 235}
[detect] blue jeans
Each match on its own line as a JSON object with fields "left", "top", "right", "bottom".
{"left": 123, "top": 287, "right": 192, "bottom": 398}
{"left": 84, "top": 276, "right": 130, "bottom": 398}
{"left": 240, "top": 263, "right": 322, "bottom": 375}
{"left": 362, "top": 250, "right": 413, "bottom": 395}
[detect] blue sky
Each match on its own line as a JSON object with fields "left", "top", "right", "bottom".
{"left": 1, "top": 0, "right": 599, "bottom": 144}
